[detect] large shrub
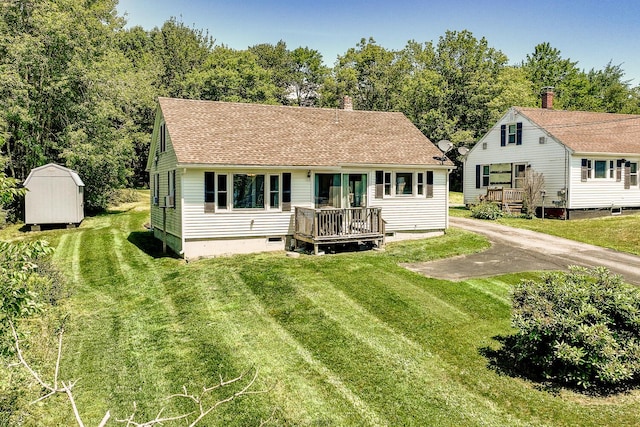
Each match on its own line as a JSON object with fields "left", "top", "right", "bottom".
{"left": 506, "top": 266, "right": 640, "bottom": 391}
{"left": 470, "top": 201, "right": 504, "bottom": 220}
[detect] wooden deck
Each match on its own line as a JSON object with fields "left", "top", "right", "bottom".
{"left": 294, "top": 207, "right": 385, "bottom": 254}
{"left": 482, "top": 187, "right": 525, "bottom": 214}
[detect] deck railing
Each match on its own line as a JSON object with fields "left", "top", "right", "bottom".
{"left": 483, "top": 187, "right": 525, "bottom": 213}
{"left": 485, "top": 187, "right": 524, "bottom": 203}
{"left": 294, "top": 207, "right": 385, "bottom": 249}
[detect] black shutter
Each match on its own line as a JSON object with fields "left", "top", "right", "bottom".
{"left": 625, "top": 161, "right": 631, "bottom": 189}
{"left": 500, "top": 125, "right": 506, "bottom": 146}
{"left": 516, "top": 122, "right": 523, "bottom": 145}
{"left": 616, "top": 159, "right": 623, "bottom": 182}
{"left": 282, "top": 173, "right": 292, "bottom": 211}
{"left": 375, "top": 171, "right": 383, "bottom": 199}
{"left": 426, "top": 171, "right": 434, "bottom": 198}
{"left": 475, "top": 164, "right": 481, "bottom": 188}
{"left": 204, "top": 172, "right": 215, "bottom": 213}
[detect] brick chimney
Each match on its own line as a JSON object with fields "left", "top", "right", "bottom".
{"left": 341, "top": 95, "right": 353, "bottom": 111}
{"left": 541, "top": 87, "right": 554, "bottom": 109}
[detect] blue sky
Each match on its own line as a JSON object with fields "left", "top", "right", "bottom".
{"left": 117, "top": 0, "right": 640, "bottom": 84}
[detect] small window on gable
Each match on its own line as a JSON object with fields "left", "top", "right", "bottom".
{"left": 159, "top": 122, "right": 166, "bottom": 153}
{"left": 501, "top": 122, "right": 522, "bottom": 146}
{"left": 508, "top": 124, "right": 517, "bottom": 144}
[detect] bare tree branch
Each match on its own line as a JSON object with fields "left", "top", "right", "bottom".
{"left": 9, "top": 320, "right": 272, "bottom": 426}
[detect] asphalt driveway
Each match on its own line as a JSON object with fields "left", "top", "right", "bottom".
{"left": 403, "top": 216, "right": 640, "bottom": 285}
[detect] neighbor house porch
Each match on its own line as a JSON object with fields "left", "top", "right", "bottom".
{"left": 294, "top": 207, "right": 385, "bottom": 254}
{"left": 481, "top": 187, "right": 525, "bottom": 214}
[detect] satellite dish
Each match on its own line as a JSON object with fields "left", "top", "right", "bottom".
{"left": 437, "top": 140, "right": 453, "bottom": 153}
{"left": 458, "top": 146, "right": 470, "bottom": 156}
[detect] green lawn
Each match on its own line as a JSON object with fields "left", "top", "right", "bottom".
{"left": 450, "top": 206, "right": 640, "bottom": 256}
{"left": 4, "top": 197, "right": 640, "bottom": 426}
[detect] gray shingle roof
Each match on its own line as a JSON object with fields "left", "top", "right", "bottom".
{"left": 516, "top": 107, "right": 640, "bottom": 154}
{"left": 158, "top": 97, "right": 450, "bottom": 167}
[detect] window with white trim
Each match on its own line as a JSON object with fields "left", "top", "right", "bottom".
{"left": 630, "top": 162, "right": 638, "bottom": 187}
{"left": 217, "top": 174, "right": 228, "bottom": 210}
{"left": 594, "top": 160, "right": 607, "bottom": 179}
{"left": 395, "top": 172, "right": 413, "bottom": 195}
{"left": 233, "top": 174, "right": 264, "bottom": 209}
{"left": 153, "top": 173, "right": 160, "bottom": 205}
{"left": 269, "top": 175, "right": 280, "bottom": 209}
{"left": 482, "top": 165, "right": 490, "bottom": 187}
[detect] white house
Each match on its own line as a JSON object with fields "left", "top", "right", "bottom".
{"left": 463, "top": 91, "right": 640, "bottom": 219}
{"left": 146, "top": 97, "right": 454, "bottom": 258}
{"left": 24, "top": 163, "right": 84, "bottom": 230}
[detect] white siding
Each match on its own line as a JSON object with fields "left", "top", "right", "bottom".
{"left": 463, "top": 109, "right": 569, "bottom": 207}
{"left": 149, "top": 111, "right": 182, "bottom": 254}
{"left": 182, "top": 169, "right": 308, "bottom": 240}
{"left": 568, "top": 155, "right": 640, "bottom": 209}
{"left": 369, "top": 169, "right": 449, "bottom": 231}
{"left": 24, "top": 164, "right": 84, "bottom": 225}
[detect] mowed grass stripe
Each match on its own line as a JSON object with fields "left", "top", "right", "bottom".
{"left": 210, "top": 266, "right": 387, "bottom": 425}
{"left": 295, "top": 273, "right": 534, "bottom": 426}
{"left": 239, "top": 262, "right": 504, "bottom": 426}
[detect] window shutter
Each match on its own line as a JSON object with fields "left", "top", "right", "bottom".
{"left": 426, "top": 171, "right": 434, "bottom": 198}
{"left": 475, "top": 164, "right": 481, "bottom": 188}
{"left": 625, "top": 161, "right": 631, "bottom": 189}
{"left": 516, "top": 122, "right": 523, "bottom": 145}
{"left": 500, "top": 125, "right": 506, "bottom": 146}
{"left": 204, "top": 172, "right": 215, "bottom": 213}
{"left": 616, "top": 159, "right": 623, "bottom": 181}
{"left": 581, "top": 159, "right": 588, "bottom": 182}
{"left": 375, "top": 171, "right": 383, "bottom": 199}
{"left": 282, "top": 173, "right": 292, "bottom": 211}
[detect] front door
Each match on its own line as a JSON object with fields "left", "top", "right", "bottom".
{"left": 343, "top": 174, "right": 367, "bottom": 208}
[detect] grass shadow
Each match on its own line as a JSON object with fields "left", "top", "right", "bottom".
{"left": 127, "top": 230, "right": 181, "bottom": 259}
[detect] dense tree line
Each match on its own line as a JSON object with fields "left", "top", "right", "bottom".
{"left": 1, "top": 0, "right": 639, "bottom": 210}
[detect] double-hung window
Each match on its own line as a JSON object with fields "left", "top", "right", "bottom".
{"left": 630, "top": 162, "right": 638, "bottom": 187}
{"left": 153, "top": 173, "right": 160, "bottom": 205}
{"left": 269, "top": 175, "right": 280, "bottom": 209}
{"left": 581, "top": 159, "right": 592, "bottom": 181}
{"left": 217, "top": 175, "right": 228, "bottom": 209}
{"left": 417, "top": 173, "right": 424, "bottom": 195}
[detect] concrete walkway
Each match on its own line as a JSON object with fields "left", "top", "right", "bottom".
{"left": 403, "top": 216, "right": 640, "bottom": 285}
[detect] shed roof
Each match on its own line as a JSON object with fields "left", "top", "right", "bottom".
{"left": 24, "top": 163, "right": 84, "bottom": 187}
{"left": 157, "top": 97, "right": 451, "bottom": 167}
{"left": 516, "top": 107, "right": 640, "bottom": 155}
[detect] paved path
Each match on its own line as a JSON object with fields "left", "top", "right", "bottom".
{"left": 403, "top": 216, "right": 640, "bottom": 285}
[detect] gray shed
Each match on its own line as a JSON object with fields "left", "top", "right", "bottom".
{"left": 24, "top": 163, "right": 84, "bottom": 228}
